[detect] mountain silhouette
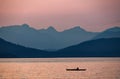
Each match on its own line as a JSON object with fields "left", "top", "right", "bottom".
{"left": 55, "top": 38, "right": 120, "bottom": 57}
{"left": 0, "top": 38, "right": 51, "bottom": 58}
{"left": 0, "top": 24, "right": 98, "bottom": 50}
{"left": 94, "top": 26, "right": 120, "bottom": 39}
{"left": 0, "top": 37, "right": 120, "bottom": 58}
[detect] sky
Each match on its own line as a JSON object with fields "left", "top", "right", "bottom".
{"left": 0, "top": 0, "right": 120, "bottom": 32}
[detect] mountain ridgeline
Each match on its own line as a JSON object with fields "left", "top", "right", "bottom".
{"left": 56, "top": 38, "right": 120, "bottom": 57}
{"left": 94, "top": 27, "right": 120, "bottom": 39}
{"left": 0, "top": 24, "right": 120, "bottom": 58}
{"left": 0, "top": 38, "right": 120, "bottom": 58}
{"left": 0, "top": 38, "right": 51, "bottom": 58}
{"left": 0, "top": 24, "right": 98, "bottom": 50}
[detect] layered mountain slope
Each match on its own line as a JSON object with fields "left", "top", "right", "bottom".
{"left": 94, "top": 27, "right": 120, "bottom": 39}
{"left": 0, "top": 38, "right": 50, "bottom": 58}
{"left": 56, "top": 38, "right": 120, "bottom": 57}
{"left": 0, "top": 24, "right": 98, "bottom": 50}
{"left": 0, "top": 38, "right": 120, "bottom": 57}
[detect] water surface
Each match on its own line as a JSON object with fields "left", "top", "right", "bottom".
{"left": 0, "top": 58, "right": 120, "bottom": 79}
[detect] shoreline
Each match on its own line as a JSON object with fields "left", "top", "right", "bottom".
{"left": 0, "top": 57, "right": 119, "bottom": 62}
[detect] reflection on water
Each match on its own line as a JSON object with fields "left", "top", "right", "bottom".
{"left": 0, "top": 58, "right": 120, "bottom": 79}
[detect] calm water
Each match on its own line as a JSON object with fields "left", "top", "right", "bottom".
{"left": 0, "top": 58, "right": 120, "bottom": 79}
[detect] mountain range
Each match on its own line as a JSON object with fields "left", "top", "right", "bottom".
{"left": 0, "top": 24, "right": 98, "bottom": 50}
{"left": 0, "top": 37, "right": 120, "bottom": 58}
{"left": 56, "top": 38, "right": 120, "bottom": 57}
{"left": 94, "top": 26, "right": 120, "bottom": 39}
{"left": 0, "top": 24, "right": 120, "bottom": 57}
{"left": 0, "top": 38, "right": 50, "bottom": 58}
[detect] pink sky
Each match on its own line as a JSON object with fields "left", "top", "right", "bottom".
{"left": 0, "top": 0, "right": 120, "bottom": 32}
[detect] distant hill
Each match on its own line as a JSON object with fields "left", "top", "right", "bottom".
{"left": 93, "top": 27, "right": 120, "bottom": 39}
{"left": 0, "top": 38, "right": 120, "bottom": 58}
{"left": 0, "top": 38, "right": 50, "bottom": 58}
{"left": 0, "top": 24, "right": 98, "bottom": 50}
{"left": 55, "top": 38, "right": 120, "bottom": 57}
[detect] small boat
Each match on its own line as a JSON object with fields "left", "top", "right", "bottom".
{"left": 66, "top": 67, "right": 86, "bottom": 71}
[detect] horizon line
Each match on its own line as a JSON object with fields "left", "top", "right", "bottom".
{"left": 0, "top": 23, "right": 120, "bottom": 32}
